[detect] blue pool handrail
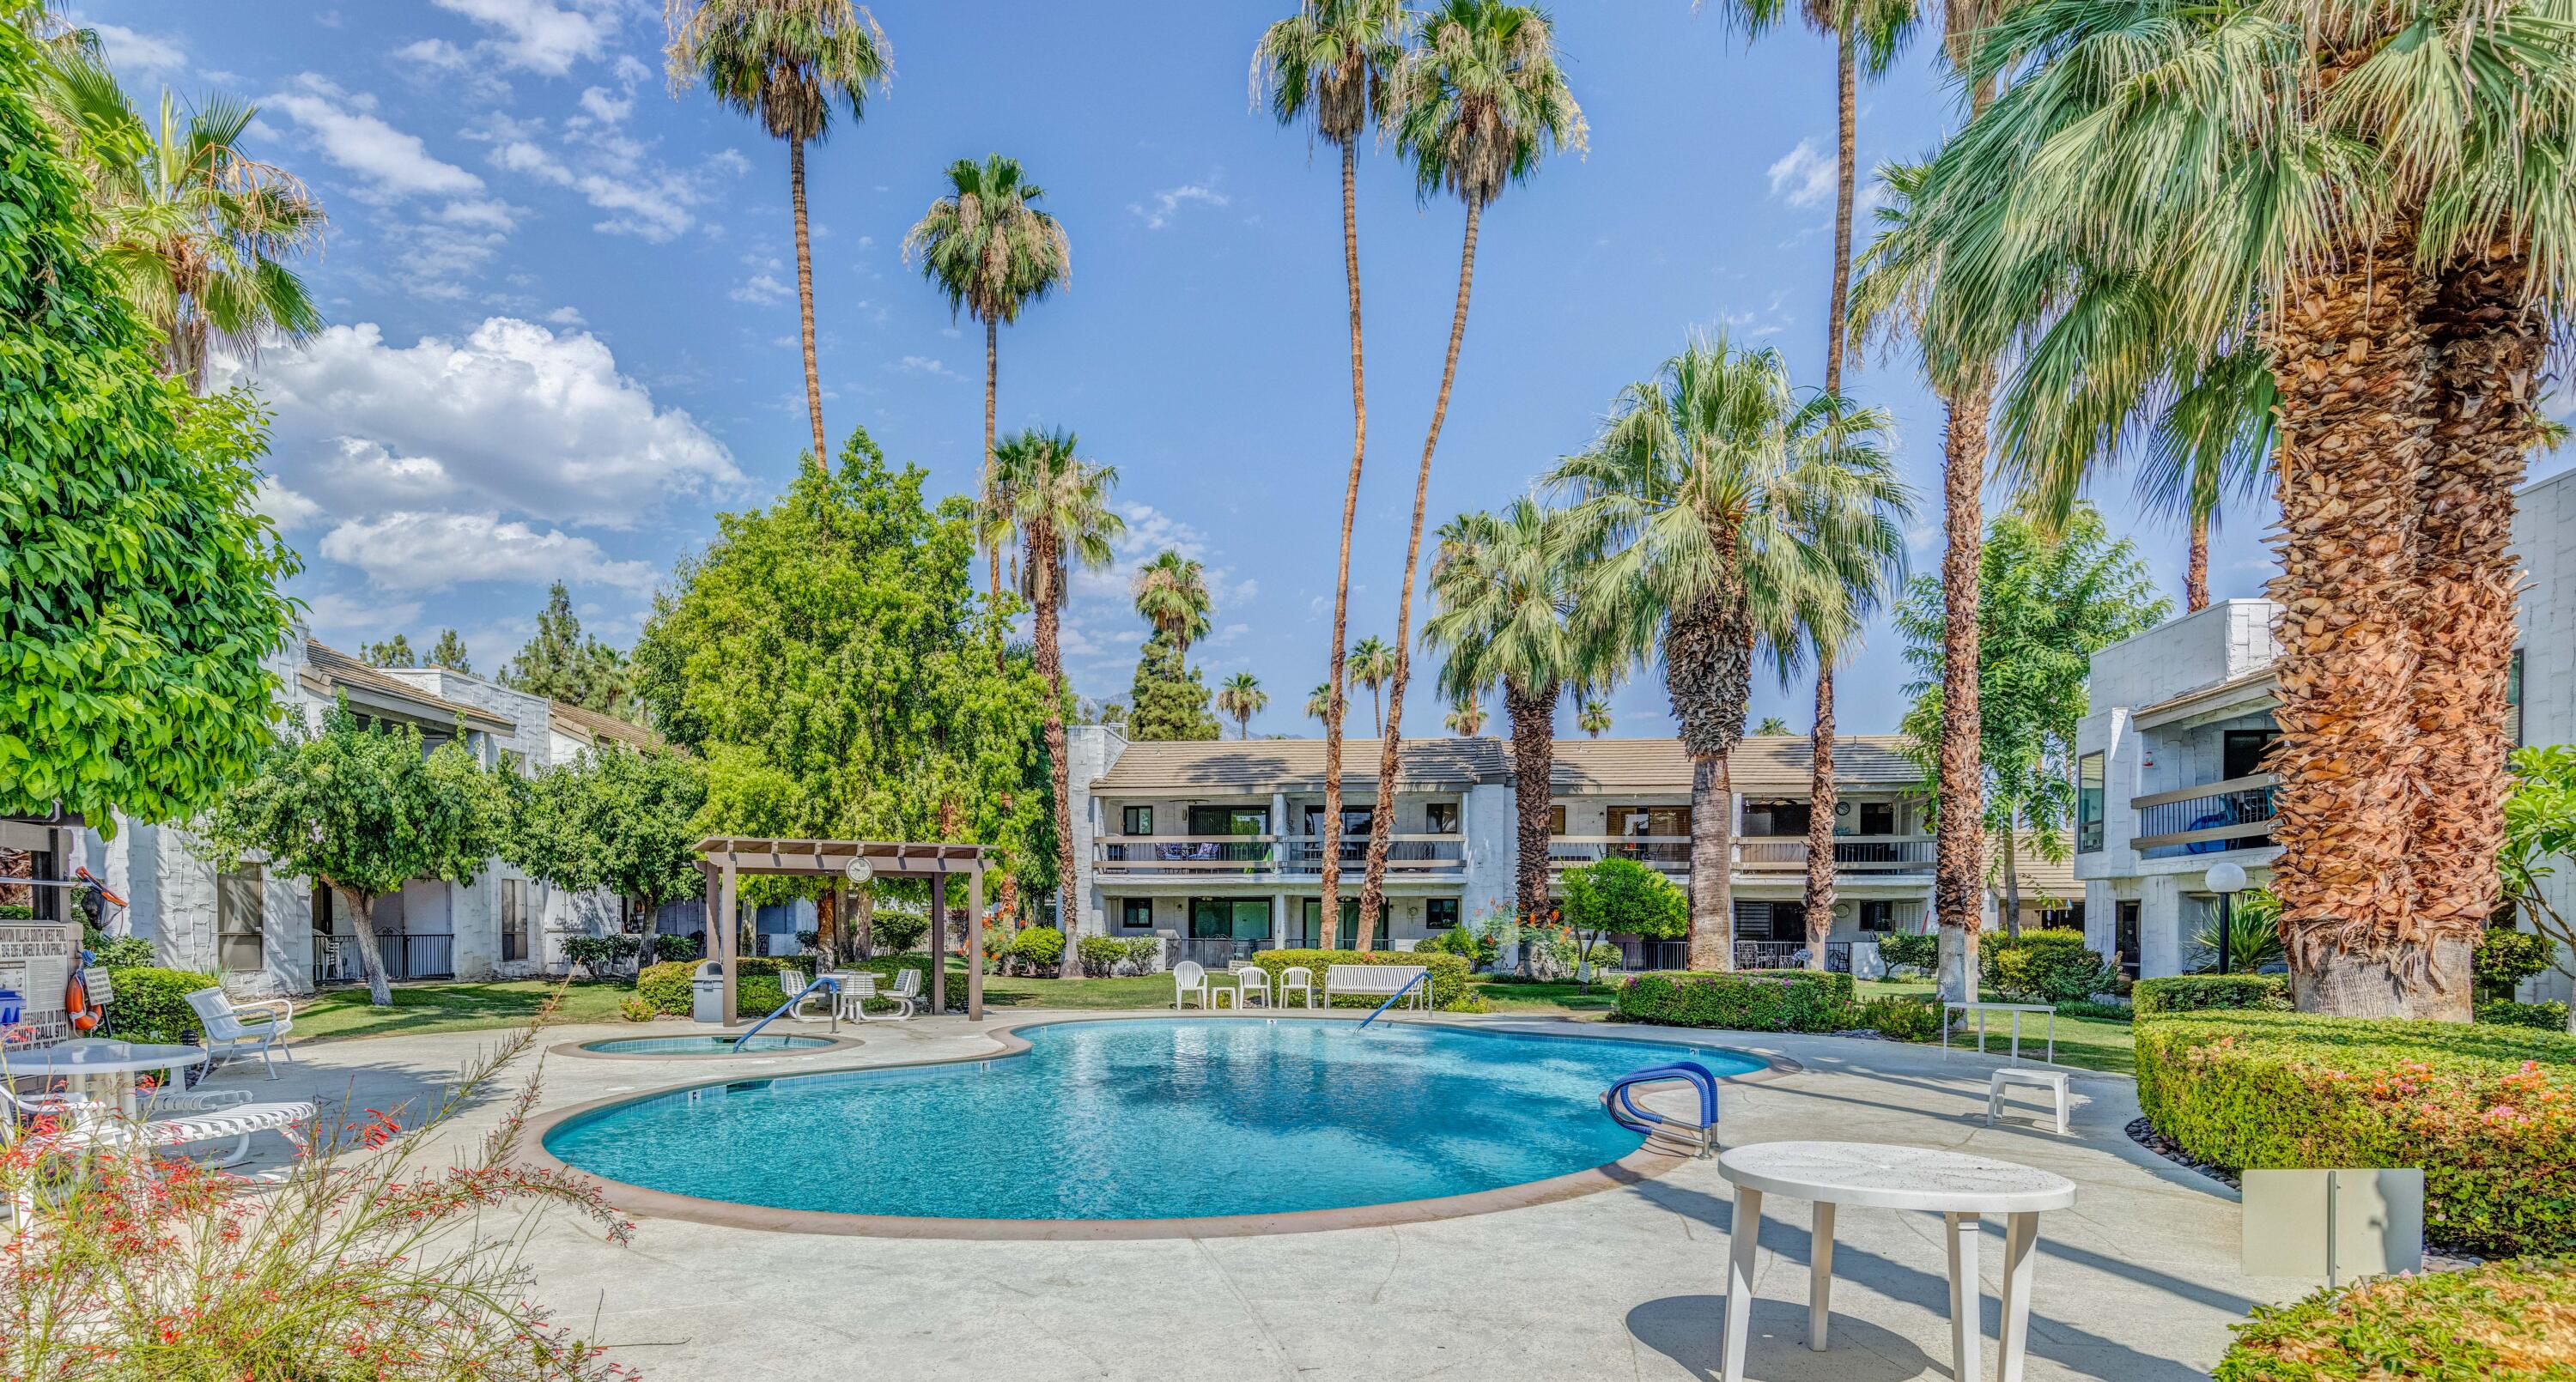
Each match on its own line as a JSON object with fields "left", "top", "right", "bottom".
{"left": 1356, "top": 970, "right": 1434, "bottom": 1029}
{"left": 1603, "top": 1060, "right": 1721, "bottom": 1157}
{"left": 735, "top": 975, "right": 839, "bottom": 1048}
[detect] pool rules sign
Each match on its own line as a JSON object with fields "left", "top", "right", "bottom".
{"left": 0, "top": 920, "right": 78, "bottom": 1044}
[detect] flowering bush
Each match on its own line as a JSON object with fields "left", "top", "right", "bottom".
{"left": 0, "top": 999, "right": 640, "bottom": 1378}
{"left": 2135, "top": 1011, "right": 2576, "bottom": 1255}
{"left": 2215, "top": 1257, "right": 2576, "bottom": 1381}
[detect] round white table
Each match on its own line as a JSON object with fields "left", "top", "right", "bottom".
{"left": 3, "top": 1039, "right": 210, "bottom": 1118}
{"left": 1716, "top": 1140, "right": 2078, "bottom": 1382}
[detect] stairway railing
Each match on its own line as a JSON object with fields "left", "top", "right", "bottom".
{"left": 1603, "top": 1059, "right": 1721, "bottom": 1157}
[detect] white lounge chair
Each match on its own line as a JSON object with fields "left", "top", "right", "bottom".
{"left": 1230, "top": 966, "right": 1271, "bottom": 1009}
{"left": 184, "top": 989, "right": 296, "bottom": 1079}
{"left": 1172, "top": 961, "right": 1210, "bottom": 1010}
{"left": 1275, "top": 966, "right": 1316, "bottom": 1009}
{"left": 3, "top": 1084, "right": 313, "bottom": 1171}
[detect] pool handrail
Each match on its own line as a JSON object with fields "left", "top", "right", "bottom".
{"left": 735, "top": 974, "right": 840, "bottom": 1048}
{"left": 1602, "top": 1059, "right": 1720, "bottom": 1157}
{"left": 1355, "top": 969, "right": 1433, "bottom": 1029}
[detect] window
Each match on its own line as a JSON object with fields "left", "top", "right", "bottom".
{"left": 1859, "top": 800, "right": 1896, "bottom": 835}
{"left": 1120, "top": 898, "right": 1156, "bottom": 930}
{"left": 1425, "top": 802, "right": 1460, "bottom": 834}
{"left": 2222, "top": 728, "right": 2280, "bottom": 780}
{"left": 1609, "top": 806, "right": 1688, "bottom": 837}
{"left": 500, "top": 877, "right": 527, "bottom": 962}
{"left": 1732, "top": 900, "right": 1801, "bottom": 941}
{"left": 1188, "top": 804, "right": 1267, "bottom": 836}
{"left": 1299, "top": 897, "right": 1385, "bottom": 949}
{"left": 1742, "top": 799, "right": 1811, "bottom": 838}
{"left": 2508, "top": 648, "right": 2524, "bottom": 746}
{"left": 1425, "top": 898, "right": 1461, "bottom": 930}
{"left": 2115, "top": 900, "right": 2142, "bottom": 979}
{"left": 1188, "top": 897, "right": 1272, "bottom": 941}
{"left": 1546, "top": 805, "right": 1566, "bottom": 835}
{"left": 1122, "top": 805, "right": 1153, "bottom": 835}
{"left": 216, "top": 865, "right": 263, "bottom": 973}
{"left": 2076, "top": 753, "right": 2105, "bottom": 853}
{"left": 1858, "top": 900, "right": 1895, "bottom": 932}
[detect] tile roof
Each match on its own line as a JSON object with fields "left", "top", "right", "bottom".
{"left": 1092, "top": 737, "right": 1510, "bottom": 792}
{"left": 301, "top": 641, "right": 513, "bottom": 730}
{"left": 546, "top": 699, "right": 659, "bottom": 750}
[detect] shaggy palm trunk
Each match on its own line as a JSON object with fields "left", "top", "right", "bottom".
{"left": 1030, "top": 535, "right": 1082, "bottom": 979}
{"left": 1670, "top": 567, "right": 1753, "bottom": 972}
{"left": 339, "top": 888, "right": 392, "bottom": 1007}
{"left": 2266, "top": 232, "right": 2458, "bottom": 1017}
{"left": 1803, "top": 667, "right": 1837, "bottom": 970}
{"left": 1321, "top": 136, "right": 1370, "bottom": 930}
{"left": 789, "top": 136, "right": 828, "bottom": 470}
{"left": 1358, "top": 197, "right": 1485, "bottom": 940}
{"left": 1934, "top": 364, "right": 1994, "bottom": 1002}
{"left": 1505, "top": 679, "right": 1558, "bottom": 943}
{"left": 2185, "top": 511, "right": 2210, "bottom": 612}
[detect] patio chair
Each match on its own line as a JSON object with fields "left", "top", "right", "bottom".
{"left": 1230, "top": 966, "right": 1271, "bottom": 1009}
{"left": 839, "top": 969, "right": 920, "bottom": 1022}
{"left": 1173, "top": 961, "right": 1210, "bottom": 1010}
{"left": 1275, "top": 965, "right": 1315, "bottom": 1009}
{"left": 184, "top": 989, "right": 296, "bottom": 1079}
{"left": 775, "top": 969, "right": 830, "bottom": 1021}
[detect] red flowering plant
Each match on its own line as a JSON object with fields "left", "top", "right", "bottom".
{"left": 1, "top": 991, "right": 641, "bottom": 1379}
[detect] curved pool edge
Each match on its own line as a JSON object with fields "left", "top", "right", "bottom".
{"left": 547, "top": 1031, "right": 866, "bottom": 1062}
{"left": 517, "top": 1013, "right": 1800, "bottom": 1240}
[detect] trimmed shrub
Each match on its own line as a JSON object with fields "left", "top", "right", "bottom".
{"left": 869, "top": 912, "right": 929, "bottom": 954}
{"left": 617, "top": 995, "right": 657, "bottom": 1022}
{"left": 2215, "top": 1258, "right": 2576, "bottom": 1382}
{"left": 1246, "top": 949, "right": 1470, "bottom": 1009}
{"left": 86, "top": 934, "right": 156, "bottom": 969}
{"left": 1855, "top": 994, "right": 1944, "bottom": 1042}
{"left": 636, "top": 954, "right": 949, "bottom": 1017}
{"left": 1875, "top": 933, "right": 1938, "bottom": 974}
{"left": 1075, "top": 936, "right": 1157, "bottom": 977}
{"left": 2135, "top": 1010, "right": 2576, "bottom": 1255}
{"left": 1614, "top": 970, "right": 1856, "bottom": 1032}
{"left": 2055, "top": 999, "right": 2135, "bottom": 1022}
{"left": 562, "top": 933, "right": 641, "bottom": 976}
{"left": 0, "top": 904, "right": 33, "bottom": 921}
{"left": 1980, "top": 930, "right": 2115, "bottom": 1003}
{"left": 643, "top": 931, "right": 702, "bottom": 964}
{"left": 2477, "top": 999, "right": 2570, "bottom": 1033}
{"left": 2133, "top": 973, "right": 2291, "bottom": 1016}
{"left": 106, "top": 966, "right": 220, "bottom": 1045}
{"left": 2475, "top": 924, "right": 2557, "bottom": 1002}
{"left": 1005, "top": 925, "right": 1064, "bottom": 971}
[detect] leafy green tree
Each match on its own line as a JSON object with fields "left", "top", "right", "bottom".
{"left": 501, "top": 582, "right": 633, "bottom": 716}
{"left": 1561, "top": 854, "right": 1686, "bottom": 985}
{"left": 1754, "top": 716, "right": 1792, "bottom": 736}
{"left": 362, "top": 633, "right": 417, "bottom": 669}
{"left": 507, "top": 746, "right": 706, "bottom": 940}
{"left": 1215, "top": 672, "right": 1267, "bottom": 740}
{"left": 2502, "top": 745, "right": 2576, "bottom": 1016}
{"left": 1, "top": 37, "right": 299, "bottom": 829}
{"left": 196, "top": 703, "right": 509, "bottom": 1005}
{"left": 663, "top": 0, "right": 890, "bottom": 468}
{"left": 1898, "top": 506, "right": 2168, "bottom": 946}
{"left": 1131, "top": 550, "right": 1212, "bottom": 655}
{"left": 1126, "top": 633, "right": 1220, "bottom": 742}
{"left": 427, "top": 628, "right": 471, "bottom": 673}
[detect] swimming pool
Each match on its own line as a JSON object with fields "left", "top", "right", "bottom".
{"left": 578, "top": 1033, "right": 836, "bottom": 1056}
{"left": 542, "top": 1018, "right": 1764, "bottom": 1225}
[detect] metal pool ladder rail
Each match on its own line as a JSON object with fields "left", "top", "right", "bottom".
{"left": 735, "top": 974, "right": 840, "bottom": 1047}
{"left": 1356, "top": 971, "right": 1434, "bottom": 1029}
{"left": 1603, "top": 1060, "right": 1721, "bottom": 1157}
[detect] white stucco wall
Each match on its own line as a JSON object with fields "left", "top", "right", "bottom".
{"left": 2512, "top": 468, "right": 2576, "bottom": 1005}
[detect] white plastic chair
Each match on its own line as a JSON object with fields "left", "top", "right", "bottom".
{"left": 1231, "top": 966, "right": 1271, "bottom": 1009}
{"left": 779, "top": 969, "right": 835, "bottom": 1021}
{"left": 834, "top": 971, "right": 879, "bottom": 1022}
{"left": 1276, "top": 965, "right": 1315, "bottom": 1009}
{"left": 838, "top": 969, "right": 920, "bottom": 1022}
{"left": 184, "top": 988, "right": 296, "bottom": 1079}
{"left": 1173, "top": 961, "right": 1210, "bottom": 1010}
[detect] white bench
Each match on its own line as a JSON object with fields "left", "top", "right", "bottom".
{"left": 1988, "top": 1068, "right": 2073, "bottom": 1135}
{"left": 1323, "top": 964, "right": 1430, "bottom": 1011}
{"left": 1941, "top": 1000, "right": 2057, "bottom": 1065}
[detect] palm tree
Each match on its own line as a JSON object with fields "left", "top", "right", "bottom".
{"left": 1754, "top": 716, "right": 1793, "bottom": 736}
{"left": 41, "top": 66, "right": 325, "bottom": 391}
{"left": 1552, "top": 335, "right": 1900, "bottom": 971}
{"left": 665, "top": 0, "right": 890, "bottom": 469}
{"left": 981, "top": 427, "right": 1123, "bottom": 977}
{"left": 1789, "top": 477, "right": 1911, "bottom": 969}
{"left": 905, "top": 155, "right": 1071, "bottom": 595}
{"left": 1870, "top": 0, "right": 2576, "bottom": 1016}
{"left": 1216, "top": 672, "right": 1268, "bottom": 739}
{"left": 1425, "top": 497, "right": 1588, "bottom": 930}
{"left": 1306, "top": 682, "right": 1334, "bottom": 724}
{"left": 1131, "top": 550, "right": 1212, "bottom": 654}
{"left": 1357, "top": 0, "right": 1586, "bottom": 935}
{"left": 1445, "top": 698, "right": 1487, "bottom": 735}
{"left": 1577, "top": 700, "right": 1611, "bottom": 736}
{"left": 1346, "top": 636, "right": 1395, "bottom": 736}
{"left": 1254, "top": 0, "right": 1413, "bottom": 933}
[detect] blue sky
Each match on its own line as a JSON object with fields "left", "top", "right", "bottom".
{"left": 85, "top": 0, "right": 2573, "bottom": 739}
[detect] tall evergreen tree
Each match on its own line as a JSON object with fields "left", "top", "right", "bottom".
{"left": 501, "top": 583, "right": 632, "bottom": 715}
{"left": 427, "top": 628, "right": 471, "bottom": 673}
{"left": 1126, "top": 632, "right": 1220, "bottom": 742}
{"left": 361, "top": 633, "right": 417, "bottom": 669}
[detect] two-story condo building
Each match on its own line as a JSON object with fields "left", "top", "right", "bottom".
{"left": 2075, "top": 466, "right": 2576, "bottom": 997}
{"left": 1063, "top": 724, "right": 2010, "bottom": 972}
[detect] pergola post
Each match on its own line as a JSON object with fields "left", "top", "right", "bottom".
{"left": 967, "top": 864, "right": 985, "bottom": 1021}
{"left": 700, "top": 861, "right": 718, "bottom": 1012}
{"left": 930, "top": 872, "right": 949, "bottom": 1016}
{"left": 718, "top": 856, "right": 739, "bottom": 1026}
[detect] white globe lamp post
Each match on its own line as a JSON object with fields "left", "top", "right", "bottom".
{"left": 2203, "top": 861, "right": 2248, "bottom": 974}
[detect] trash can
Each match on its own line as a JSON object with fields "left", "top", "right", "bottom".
{"left": 690, "top": 960, "right": 726, "bottom": 1025}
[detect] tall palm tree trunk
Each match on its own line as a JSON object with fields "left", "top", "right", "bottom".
{"left": 1505, "top": 679, "right": 1557, "bottom": 934}
{"left": 1321, "top": 136, "right": 1370, "bottom": 931}
{"left": 984, "top": 317, "right": 1003, "bottom": 601}
{"left": 1672, "top": 569, "right": 1753, "bottom": 971}
{"left": 2409, "top": 239, "right": 2548, "bottom": 966}
{"left": 1934, "top": 364, "right": 1993, "bottom": 1002}
{"left": 1358, "top": 197, "right": 1485, "bottom": 940}
{"left": 2266, "top": 232, "right": 2455, "bottom": 1017}
{"left": 1030, "top": 535, "right": 1082, "bottom": 979}
{"left": 1803, "top": 666, "right": 1837, "bottom": 970}
{"left": 2185, "top": 511, "right": 2210, "bottom": 612}
{"left": 1826, "top": 23, "right": 1856, "bottom": 397}
{"left": 789, "top": 136, "right": 828, "bottom": 470}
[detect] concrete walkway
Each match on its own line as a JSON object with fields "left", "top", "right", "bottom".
{"left": 209, "top": 1013, "right": 2307, "bottom": 1381}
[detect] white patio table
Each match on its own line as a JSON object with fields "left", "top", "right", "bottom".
{"left": 1716, "top": 1140, "right": 2077, "bottom": 1382}
{"left": 2, "top": 1039, "right": 210, "bottom": 1118}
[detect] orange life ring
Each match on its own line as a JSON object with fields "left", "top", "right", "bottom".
{"left": 65, "top": 969, "right": 101, "bottom": 1033}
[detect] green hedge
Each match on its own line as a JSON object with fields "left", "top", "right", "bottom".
{"left": 1244, "top": 949, "right": 1470, "bottom": 1009}
{"left": 106, "top": 966, "right": 221, "bottom": 1045}
{"left": 635, "top": 955, "right": 947, "bottom": 1017}
{"left": 2133, "top": 973, "right": 2291, "bottom": 1015}
{"left": 1874, "top": 933, "right": 1938, "bottom": 973}
{"left": 2215, "top": 1258, "right": 2576, "bottom": 1381}
{"left": 1855, "top": 993, "right": 1944, "bottom": 1042}
{"left": 2476, "top": 999, "right": 2570, "bottom": 1033}
{"left": 2135, "top": 1010, "right": 2576, "bottom": 1255}
{"left": 1980, "top": 930, "right": 2115, "bottom": 1003}
{"left": 1613, "top": 970, "right": 1856, "bottom": 1032}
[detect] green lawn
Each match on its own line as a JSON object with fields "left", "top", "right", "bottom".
{"left": 1467, "top": 977, "right": 1622, "bottom": 1015}
{"left": 1857, "top": 979, "right": 2137, "bottom": 1075}
{"left": 293, "top": 979, "right": 634, "bottom": 1043}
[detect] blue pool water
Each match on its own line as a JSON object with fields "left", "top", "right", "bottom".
{"left": 544, "top": 1018, "right": 1759, "bottom": 1221}
{"left": 579, "top": 1034, "right": 835, "bottom": 1055}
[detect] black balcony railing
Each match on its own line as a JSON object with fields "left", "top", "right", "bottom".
{"left": 2133, "top": 774, "right": 2277, "bottom": 859}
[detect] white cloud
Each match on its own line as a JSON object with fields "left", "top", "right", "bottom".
{"left": 298, "top": 591, "right": 426, "bottom": 639}
{"left": 263, "top": 75, "right": 483, "bottom": 201}
{"left": 220, "top": 317, "right": 740, "bottom": 530}
{"left": 544, "top": 306, "right": 586, "bottom": 326}
{"left": 429, "top": 0, "right": 619, "bottom": 76}
{"left": 894, "top": 355, "right": 961, "bottom": 380}
{"left": 578, "top": 85, "right": 632, "bottom": 124}
{"left": 1131, "top": 180, "right": 1230, "bottom": 230}
{"left": 1765, "top": 139, "right": 1836, "bottom": 209}
{"left": 252, "top": 476, "right": 323, "bottom": 530}
{"left": 475, "top": 112, "right": 734, "bottom": 243}
{"left": 78, "top": 19, "right": 185, "bottom": 76}
{"left": 319, "top": 512, "right": 656, "bottom": 592}
{"left": 394, "top": 37, "right": 470, "bottom": 70}
{"left": 731, "top": 273, "right": 789, "bottom": 305}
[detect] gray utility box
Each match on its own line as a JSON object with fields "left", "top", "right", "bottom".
{"left": 690, "top": 960, "right": 726, "bottom": 1025}
{"left": 2242, "top": 1168, "right": 2424, "bottom": 1283}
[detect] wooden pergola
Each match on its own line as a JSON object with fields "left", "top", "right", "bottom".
{"left": 694, "top": 837, "right": 993, "bottom": 1023}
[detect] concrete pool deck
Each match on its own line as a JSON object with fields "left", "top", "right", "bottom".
{"left": 222, "top": 1011, "right": 2307, "bottom": 1380}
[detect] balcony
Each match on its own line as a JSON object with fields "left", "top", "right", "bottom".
{"left": 1551, "top": 835, "right": 1691, "bottom": 870}
{"left": 1092, "top": 834, "right": 1464, "bottom": 878}
{"left": 2132, "top": 773, "right": 2277, "bottom": 859}
{"left": 1736, "top": 835, "right": 1935, "bottom": 871}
